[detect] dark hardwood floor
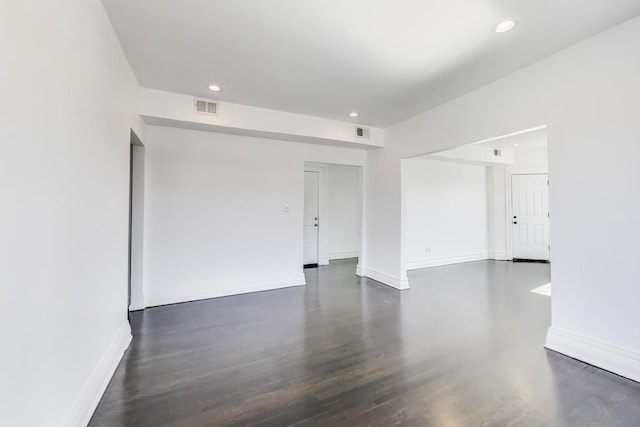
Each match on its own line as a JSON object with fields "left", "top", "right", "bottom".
{"left": 90, "top": 260, "right": 640, "bottom": 426}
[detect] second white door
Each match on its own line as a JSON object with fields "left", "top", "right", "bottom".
{"left": 511, "top": 174, "right": 550, "bottom": 261}
{"left": 303, "top": 171, "right": 320, "bottom": 265}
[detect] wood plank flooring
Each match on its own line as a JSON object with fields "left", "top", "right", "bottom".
{"left": 90, "top": 260, "right": 640, "bottom": 426}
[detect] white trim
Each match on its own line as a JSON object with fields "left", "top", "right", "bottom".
{"left": 145, "top": 273, "right": 306, "bottom": 308}
{"left": 361, "top": 268, "right": 410, "bottom": 290}
{"left": 58, "top": 321, "right": 132, "bottom": 427}
{"left": 406, "top": 252, "right": 488, "bottom": 270}
{"left": 545, "top": 327, "right": 640, "bottom": 383}
{"left": 488, "top": 251, "right": 509, "bottom": 261}
{"left": 329, "top": 251, "right": 359, "bottom": 260}
{"left": 128, "top": 303, "right": 144, "bottom": 312}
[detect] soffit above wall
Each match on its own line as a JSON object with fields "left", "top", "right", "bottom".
{"left": 103, "top": 0, "right": 640, "bottom": 127}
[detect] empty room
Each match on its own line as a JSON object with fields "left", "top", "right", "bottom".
{"left": 2, "top": 1, "right": 640, "bottom": 426}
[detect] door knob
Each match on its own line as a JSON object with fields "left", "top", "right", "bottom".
{"left": 513, "top": 221, "right": 518, "bottom": 224}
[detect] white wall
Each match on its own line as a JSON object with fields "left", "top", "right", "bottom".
{"left": 139, "top": 87, "right": 385, "bottom": 149}
{"left": 365, "top": 17, "right": 640, "bottom": 381}
{"left": 130, "top": 143, "right": 146, "bottom": 310}
{"left": 328, "top": 164, "right": 361, "bottom": 260}
{"left": 514, "top": 147, "right": 549, "bottom": 167}
{"left": 430, "top": 144, "right": 514, "bottom": 165}
{"left": 487, "top": 166, "right": 508, "bottom": 260}
{"left": 0, "top": 1, "right": 143, "bottom": 426}
{"left": 3, "top": 5, "right": 638, "bottom": 426}
{"left": 403, "top": 158, "right": 488, "bottom": 269}
{"left": 142, "top": 125, "right": 366, "bottom": 307}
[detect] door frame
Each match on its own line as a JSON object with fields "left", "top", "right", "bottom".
{"left": 127, "top": 143, "right": 133, "bottom": 318}
{"left": 505, "top": 166, "right": 549, "bottom": 260}
{"left": 129, "top": 130, "right": 145, "bottom": 312}
{"left": 304, "top": 164, "right": 329, "bottom": 265}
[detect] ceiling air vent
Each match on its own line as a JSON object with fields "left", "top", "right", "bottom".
{"left": 194, "top": 98, "right": 219, "bottom": 116}
{"left": 355, "top": 127, "right": 370, "bottom": 139}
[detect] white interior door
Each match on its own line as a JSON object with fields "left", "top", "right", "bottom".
{"left": 511, "top": 174, "right": 550, "bottom": 261}
{"left": 303, "top": 171, "right": 319, "bottom": 265}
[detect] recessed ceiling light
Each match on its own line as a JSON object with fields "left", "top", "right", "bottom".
{"left": 494, "top": 18, "right": 517, "bottom": 34}
{"left": 513, "top": 143, "right": 520, "bottom": 147}
{"left": 349, "top": 112, "right": 359, "bottom": 118}
{"left": 208, "top": 85, "right": 221, "bottom": 92}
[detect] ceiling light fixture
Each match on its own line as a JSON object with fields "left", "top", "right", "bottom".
{"left": 349, "top": 112, "right": 359, "bottom": 118}
{"left": 494, "top": 18, "right": 517, "bottom": 34}
{"left": 208, "top": 85, "right": 222, "bottom": 92}
{"left": 513, "top": 143, "right": 520, "bottom": 147}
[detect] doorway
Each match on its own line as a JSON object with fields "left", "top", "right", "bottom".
{"left": 127, "top": 143, "right": 133, "bottom": 318}
{"left": 128, "top": 130, "right": 145, "bottom": 314}
{"left": 511, "top": 173, "right": 550, "bottom": 261}
{"left": 303, "top": 162, "right": 364, "bottom": 272}
{"left": 401, "top": 126, "right": 550, "bottom": 274}
{"left": 303, "top": 170, "right": 320, "bottom": 268}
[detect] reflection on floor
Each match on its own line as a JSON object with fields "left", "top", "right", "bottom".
{"left": 90, "top": 260, "right": 640, "bottom": 426}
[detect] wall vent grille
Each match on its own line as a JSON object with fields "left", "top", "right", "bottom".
{"left": 194, "top": 98, "right": 219, "bottom": 116}
{"left": 355, "top": 127, "right": 370, "bottom": 139}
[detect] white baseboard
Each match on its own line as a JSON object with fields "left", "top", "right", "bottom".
{"left": 356, "top": 264, "right": 363, "bottom": 276}
{"left": 488, "top": 251, "right": 509, "bottom": 261}
{"left": 329, "top": 251, "right": 359, "bottom": 260}
{"left": 319, "top": 258, "right": 330, "bottom": 266}
{"left": 545, "top": 327, "right": 640, "bottom": 383}
{"left": 406, "top": 252, "right": 488, "bottom": 270}
{"left": 360, "top": 268, "right": 409, "bottom": 290}
{"left": 58, "top": 321, "right": 132, "bottom": 427}
{"left": 145, "top": 273, "right": 306, "bottom": 308}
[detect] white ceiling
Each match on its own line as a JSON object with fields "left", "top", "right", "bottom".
{"left": 101, "top": 0, "right": 640, "bottom": 127}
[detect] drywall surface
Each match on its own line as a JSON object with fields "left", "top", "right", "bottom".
{"left": 130, "top": 145, "right": 146, "bottom": 310}
{"left": 138, "top": 88, "right": 385, "bottom": 148}
{"left": 328, "top": 164, "right": 361, "bottom": 260}
{"left": 430, "top": 144, "right": 514, "bottom": 165}
{"left": 366, "top": 17, "right": 640, "bottom": 379}
{"left": 403, "top": 158, "right": 488, "bottom": 269}
{"left": 487, "top": 166, "right": 508, "bottom": 260}
{"left": 514, "top": 147, "right": 549, "bottom": 167}
{"left": 0, "top": 0, "right": 143, "bottom": 425}
{"left": 142, "top": 126, "right": 366, "bottom": 306}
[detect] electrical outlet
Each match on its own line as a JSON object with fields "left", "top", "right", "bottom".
{"left": 425, "top": 248, "right": 431, "bottom": 253}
